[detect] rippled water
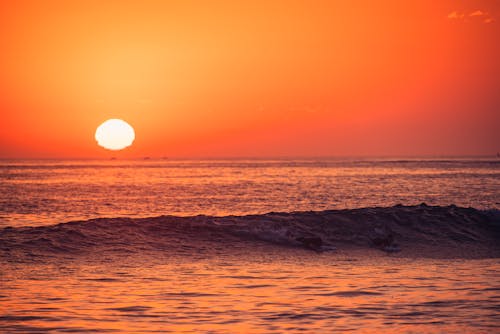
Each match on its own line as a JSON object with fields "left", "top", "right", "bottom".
{"left": 1, "top": 158, "right": 498, "bottom": 227}
{"left": 1, "top": 158, "right": 499, "bottom": 333}
{"left": 1, "top": 251, "right": 499, "bottom": 333}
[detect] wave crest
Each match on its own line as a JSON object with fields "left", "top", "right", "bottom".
{"left": 1, "top": 204, "right": 499, "bottom": 259}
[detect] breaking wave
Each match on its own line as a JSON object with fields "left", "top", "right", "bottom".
{"left": 1, "top": 204, "right": 499, "bottom": 260}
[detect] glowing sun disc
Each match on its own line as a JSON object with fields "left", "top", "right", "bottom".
{"left": 95, "top": 119, "right": 135, "bottom": 150}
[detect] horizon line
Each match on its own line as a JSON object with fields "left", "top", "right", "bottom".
{"left": 0, "top": 154, "right": 498, "bottom": 161}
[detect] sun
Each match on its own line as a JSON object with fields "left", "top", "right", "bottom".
{"left": 95, "top": 119, "right": 135, "bottom": 150}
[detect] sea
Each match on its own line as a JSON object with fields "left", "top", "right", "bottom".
{"left": 1, "top": 158, "right": 499, "bottom": 333}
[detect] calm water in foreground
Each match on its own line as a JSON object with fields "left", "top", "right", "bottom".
{"left": 2, "top": 251, "right": 499, "bottom": 333}
{"left": 1, "top": 159, "right": 499, "bottom": 333}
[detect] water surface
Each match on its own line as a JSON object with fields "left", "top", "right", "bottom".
{"left": 1, "top": 252, "right": 498, "bottom": 333}
{"left": 1, "top": 158, "right": 498, "bottom": 227}
{"left": 1, "top": 158, "right": 499, "bottom": 333}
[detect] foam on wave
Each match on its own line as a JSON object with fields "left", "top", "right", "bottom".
{"left": 1, "top": 204, "right": 499, "bottom": 259}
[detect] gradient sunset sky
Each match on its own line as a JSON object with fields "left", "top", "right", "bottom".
{"left": 1, "top": 0, "right": 499, "bottom": 158}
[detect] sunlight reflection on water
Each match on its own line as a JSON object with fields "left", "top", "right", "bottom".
{"left": 1, "top": 159, "right": 498, "bottom": 227}
{"left": 1, "top": 159, "right": 499, "bottom": 333}
{"left": 1, "top": 252, "right": 499, "bottom": 333}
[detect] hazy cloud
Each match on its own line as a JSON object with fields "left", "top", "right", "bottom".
{"left": 447, "top": 11, "right": 464, "bottom": 19}
{"left": 469, "top": 10, "right": 485, "bottom": 17}
{"left": 448, "top": 9, "right": 494, "bottom": 23}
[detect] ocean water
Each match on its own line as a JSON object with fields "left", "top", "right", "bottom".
{"left": 2, "top": 253, "right": 499, "bottom": 333}
{"left": 1, "top": 158, "right": 499, "bottom": 333}
{"left": 1, "top": 158, "right": 498, "bottom": 227}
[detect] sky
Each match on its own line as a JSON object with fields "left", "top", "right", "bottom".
{"left": 0, "top": 0, "right": 499, "bottom": 158}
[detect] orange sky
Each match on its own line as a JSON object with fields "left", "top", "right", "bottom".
{"left": 0, "top": 0, "right": 499, "bottom": 158}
